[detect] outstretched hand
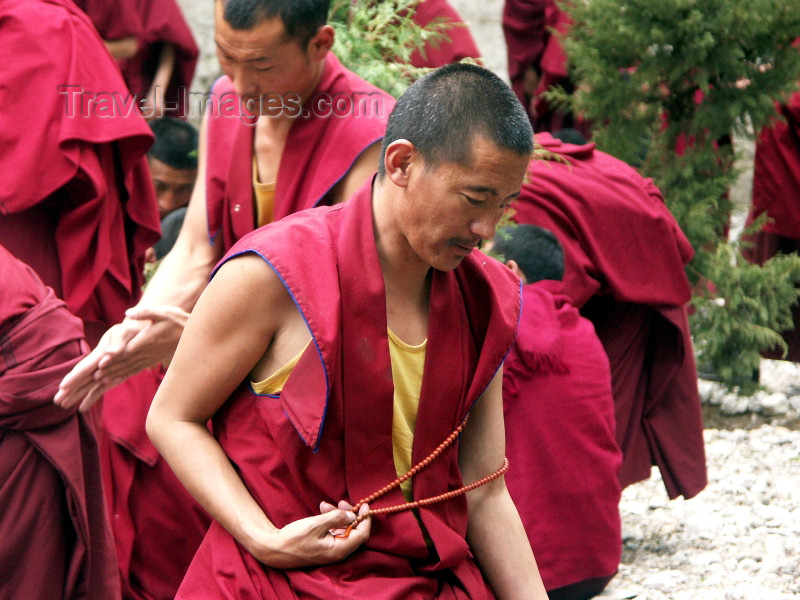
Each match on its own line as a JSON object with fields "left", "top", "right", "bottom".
{"left": 54, "top": 305, "right": 190, "bottom": 412}
{"left": 250, "top": 501, "right": 371, "bottom": 569}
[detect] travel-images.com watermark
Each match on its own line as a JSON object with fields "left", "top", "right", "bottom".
{"left": 58, "top": 86, "right": 387, "bottom": 122}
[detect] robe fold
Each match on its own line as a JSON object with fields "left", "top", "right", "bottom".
{"left": 0, "top": 246, "right": 120, "bottom": 600}
{"left": 410, "top": 0, "right": 481, "bottom": 68}
{"left": 743, "top": 91, "right": 800, "bottom": 361}
{"left": 0, "top": 0, "right": 161, "bottom": 346}
{"left": 177, "top": 179, "right": 521, "bottom": 599}
{"left": 205, "top": 53, "right": 395, "bottom": 252}
{"left": 118, "top": 0, "right": 199, "bottom": 118}
{"left": 513, "top": 133, "right": 706, "bottom": 499}
{"left": 503, "top": 280, "right": 622, "bottom": 593}
{"left": 73, "top": 0, "right": 141, "bottom": 43}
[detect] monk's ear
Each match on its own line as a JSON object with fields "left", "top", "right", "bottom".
{"left": 383, "top": 139, "right": 417, "bottom": 188}
{"left": 505, "top": 259, "right": 527, "bottom": 283}
{"left": 307, "top": 24, "right": 334, "bottom": 60}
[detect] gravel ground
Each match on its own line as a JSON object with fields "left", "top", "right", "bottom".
{"left": 600, "top": 360, "right": 800, "bottom": 600}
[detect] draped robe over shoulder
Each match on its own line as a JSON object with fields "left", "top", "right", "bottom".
{"left": 503, "top": 280, "right": 622, "bottom": 593}
{"left": 177, "top": 180, "right": 522, "bottom": 599}
{"left": 0, "top": 0, "right": 160, "bottom": 346}
{"left": 513, "top": 133, "right": 706, "bottom": 499}
{"left": 0, "top": 246, "right": 119, "bottom": 600}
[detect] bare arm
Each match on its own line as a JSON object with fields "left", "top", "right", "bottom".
{"left": 142, "top": 43, "right": 176, "bottom": 120}
{"left": 56, "top": 113, "right": 222, "bottom": 410}
{"left": 459, "top": 367, "right": 549, "bottom": 600}
{"left": 146, "top": 254, "right": 370, "bottom": 567}
{"left": 104, "top": 36, "right": 138, "bottom": 60}
{"left": 329, "top": 140, "right": 382, "bottom": 205}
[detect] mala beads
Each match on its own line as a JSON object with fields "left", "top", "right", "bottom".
{"left": 333, "top": 415, "right": 510, "bottom": 539}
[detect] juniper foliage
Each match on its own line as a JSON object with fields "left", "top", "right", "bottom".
{"left": 329, "top": 0, "right": 452, "bottom": 97}
{"left": 550, "top": 0, "right": 800, "bottom": 393}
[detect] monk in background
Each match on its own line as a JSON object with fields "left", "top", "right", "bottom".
{"left": 0, "top": 245, "right": 119, "bottom": 600}
{"left": 492, "top": 224, "right": 622, "bottom": 600}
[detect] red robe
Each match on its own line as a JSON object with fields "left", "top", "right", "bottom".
{"left": 176, "top": 180, "right": 522, "bottom": 598}
{"left": 410, "top": 0, "right": 481, "bottom": 68}
{"left": 73, "top": 0, "right": 141, "bottom": 42}
{"left": 743, "top": 91, "right": 800, "bottom": 361}
{"left": 205, "top": 52, "right": 395, "bottom": 251}
{"left": 0, "top": 246, "right": 120, "bottom": 600}
{"left": 0, "top": 0, "right": 161, "bottom": 346}
{"left": 503, "top": 280, "right": 621, "bottom": 593}
{"left": 100, "top": 53, "right": 394, "bottom": 598}
{"left": 502, "top": 0, "right": 582, "bottom": 132}
{"left": 118, "top": 0, "right": 199, "bottom": 118}
{"left": 513, "top": 133, "right": 706, "bottom": 499}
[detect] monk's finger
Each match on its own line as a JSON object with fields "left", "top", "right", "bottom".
{"left": 56, "top": 350, "right": 104, "bottom": 399}
{"left": 78, "top": 380, "right": 107, "bottom": 413}
{"left": 55, "top": 373, "right": 105, "bottom": 409}
{"left": 319, "top": 501, "right": 337, "bottom": 514}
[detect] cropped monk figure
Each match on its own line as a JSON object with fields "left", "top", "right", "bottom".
{"left": 58, "top": 0, "right": 395, "bottom": 408}
{"left": 0, "top": 0, "right": 160, "bottom": 348}
{"left": 492, "top": 225, "right": 622, "bottom": 600}
{"left": 146, "top": 63, "right": 548, "bottom": 599}
{"left": 513, "top": 132, "right": 706, "bottom": 500}
{"left": 0, "top": 245, "right": 119, "bottom": 600}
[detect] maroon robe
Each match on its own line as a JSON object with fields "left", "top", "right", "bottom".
{"left": 503, "top": 280, "right": 621, "bottom": 594}
{"left": 100, "top": 52, "right": 394, "bottom": 597}
{"left": 0, "top": 0, "right": 161, "bottom": 346}
{"left": 73, "top": 0, "right": 141, "bottom": 43}
{"left": 502, "top": 0, "right": 584, "bottom": 132}
{"left": 205, "top": 52, "right": 395, "bottom": 251}
{"left": 743, "top": 91, "right": 800, "bottom": 361}
{"left": 513, "top": 133, "right": 706, "bottom": 499}
{"left": 176, "top": 179, "right": 522, "bottom": 598}
{"left": 0, "top": 246, "right": 120, "bottom": 600}
{"left": 410, "top": 0, "right": 481, "bottom": 68}
{"left": 118, "top": 0, "right": 199, "bottom": 118}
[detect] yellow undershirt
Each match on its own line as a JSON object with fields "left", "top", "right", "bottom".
{"left": 250, "top": 331, "right": 427, "bottom": 502}
{"left": 252, "top": 154, "right": 276, "bottom": 227}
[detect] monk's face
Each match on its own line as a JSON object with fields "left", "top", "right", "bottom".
{"left": 214, "top": 1, "right": 330, "bottom": 115}
{"left": 395, "top": 136, "right": 529, "bottom": 272}
{"left": 149, "top": 157, "right": 196, "bottom": 219}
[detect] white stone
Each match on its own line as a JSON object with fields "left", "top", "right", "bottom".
{"left": 721, "top": 393, "right": 750, "bottom": 415}
{"left": 762, "top": 392, "right": 790, "bottom": 416}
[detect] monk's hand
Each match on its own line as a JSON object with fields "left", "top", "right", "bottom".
{"left": 55, "top": 306, "right": 189, "bottom": 412}
{"left": 249, "top": 501, "right": 370, "bottom": 569}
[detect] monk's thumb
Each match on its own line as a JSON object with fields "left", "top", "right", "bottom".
{"left": 323, "top": 508, "right": 356, "bottom": 529}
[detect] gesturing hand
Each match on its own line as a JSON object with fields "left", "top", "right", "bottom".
{"left": 55, "top": 305, "right": 189, "bottom": 412}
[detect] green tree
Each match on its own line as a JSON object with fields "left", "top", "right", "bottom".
{"left": 550, "top": 0, "right": 800, "bottom": 393}
{"left": 329, "top": 0, "right": 451, "bottom": 97}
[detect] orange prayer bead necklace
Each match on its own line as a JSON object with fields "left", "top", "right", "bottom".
{"left": 333, "top": 415, "right": 510, "bottom": 539}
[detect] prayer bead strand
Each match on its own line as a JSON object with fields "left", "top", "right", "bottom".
{"left": 333, "top": 414, "right": 510, "bottom": 539}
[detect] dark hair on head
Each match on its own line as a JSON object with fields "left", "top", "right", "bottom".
{"left": 148, "top": 117, "right": 199, "bottom": 170}
{"left": 493, "top": 224, "right": 564, "bottom": 283}
{"left": 378, "top": 62, "right": 533, "bottom": 176}
{"left": 552, "top": 128, "right": 587, "bottom": 146}
{"left": 220, "top": 0, "right": 330, "bottom": 46}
